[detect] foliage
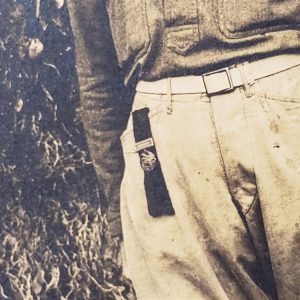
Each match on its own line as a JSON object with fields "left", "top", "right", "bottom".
{"left": 0, "top": 1, "right": 135, "bottom": 299}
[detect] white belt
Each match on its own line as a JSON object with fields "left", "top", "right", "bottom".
{"left": 136, "top": 54, "right": 300, "bottom": 95}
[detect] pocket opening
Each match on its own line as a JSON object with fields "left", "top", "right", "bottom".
{"left": 218, "top": 0, "right": 300, "bottom": 39}
{"left": 251, "top": 67, "right": 300, "bottom": 103}
{"left": 163, "top": 0, "right": 201, "bottom": 55}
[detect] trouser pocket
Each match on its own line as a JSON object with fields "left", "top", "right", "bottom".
{"left": 120, "top": 93, "right": 174, "bottom": 218}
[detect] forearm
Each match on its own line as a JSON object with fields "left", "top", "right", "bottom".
{"left": 67, "top": 0, "right": 130, "bottom": 237}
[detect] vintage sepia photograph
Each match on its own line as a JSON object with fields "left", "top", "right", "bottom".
{"left": 0, "top": 0, "right": 299, "bottom": 299}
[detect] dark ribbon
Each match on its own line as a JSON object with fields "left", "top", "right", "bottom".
{"left": 132, "top": 107, "right": 175, "bottom": 217}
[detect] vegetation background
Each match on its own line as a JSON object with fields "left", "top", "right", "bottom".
{"left": 0, "top": 1, "right": 134, "bottom": 299}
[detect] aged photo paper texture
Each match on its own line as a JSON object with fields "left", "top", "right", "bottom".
{"left": 1, "top": 0, "right": 299, "bottom": 299}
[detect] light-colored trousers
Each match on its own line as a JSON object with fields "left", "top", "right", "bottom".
{"left": 120, "top": 56, "right": 300, "bottom": 300}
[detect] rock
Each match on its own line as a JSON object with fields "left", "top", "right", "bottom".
{"left": 55, "top": 0, "right": 64, "bottom": 9}
{"left": 15, "top": 98, "right": 24, "bottom": 112}
{"left": 28, "top": 38, "right": 44, "bottom": 59}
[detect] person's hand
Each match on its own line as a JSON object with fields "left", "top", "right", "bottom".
{"left": 104, "top": 208, "right": 128, "bottom": 275}
{"left": 110, "top": 235, "right": 123, "bottom": 270}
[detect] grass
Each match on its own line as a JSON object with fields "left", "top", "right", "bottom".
{"left": 0, "top": 1, "right": 135, "bottom": 299}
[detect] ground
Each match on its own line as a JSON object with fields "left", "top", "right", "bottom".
{"left": 0, "top": 1, "right": 134, "bottom": 299}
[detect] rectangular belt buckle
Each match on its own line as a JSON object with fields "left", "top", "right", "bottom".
{"left": 202, "top": 67, "right": 234, "bottom": 96}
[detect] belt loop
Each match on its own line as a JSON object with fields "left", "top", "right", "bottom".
{"left": 167, "top": 78, "right": 173, "bottom": 114}
{"left": 237, "top": 63, "right": 254, "bottom": 98}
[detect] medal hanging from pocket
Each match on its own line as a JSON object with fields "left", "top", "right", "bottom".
{"left": 132, "top": 107, "right": 175, "bottom": 217}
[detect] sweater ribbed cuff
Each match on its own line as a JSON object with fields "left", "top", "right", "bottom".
{"left": 106, "top": 212, "right": 123, "bottom": 239}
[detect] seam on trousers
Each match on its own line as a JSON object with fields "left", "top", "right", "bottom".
{"left": 208, "top": 100, "right": 236, "bottom": 205}
{"left": 240, "top": 87, "right": 259, "bottom": 217}
{"left": 208, "top": 104, "right": 267, "bottom": 299}
{"left": 209, "top": 95, "right": 256, "bottom": 225}
{"left": 238, "top": 92, "right": 278, "bottom": 299}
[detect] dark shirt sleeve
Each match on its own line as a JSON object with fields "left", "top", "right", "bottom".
{"left": 67, "top": 0, "right": 130, "bottom": 237}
